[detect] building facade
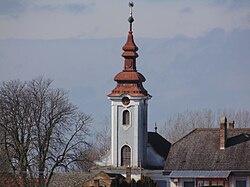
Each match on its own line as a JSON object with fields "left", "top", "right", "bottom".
{"left": 164, "top": 117, "right": 250, "bottom": 187}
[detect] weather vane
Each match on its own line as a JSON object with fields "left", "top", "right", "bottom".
{"left": 128, "top": 1, "right": 134, "bottom": 32}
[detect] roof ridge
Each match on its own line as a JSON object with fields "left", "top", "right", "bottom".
{"left": 230, "top": 128, "right": 250, "bottom": 130}
{"left": 196, "top": 128, "right": 219, "bottom": 131}
{"left": 197, "top": 128, "right": 250, "bottom": 130}
{"left": 171, "top": 129, "right": 198, "bottom": 146}
{"left": 172, "top": 127, "right": 250, "bottom": 145}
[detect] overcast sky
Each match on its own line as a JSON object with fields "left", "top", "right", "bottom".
{"left": 1, "top": 0, "right": 250, "bottom": 39}
{"left": 0, "top": 0, "right": 250, "bottom": 132}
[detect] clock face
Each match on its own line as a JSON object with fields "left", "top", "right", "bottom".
{"left": 122, "top": 97, "right": 130, "bottom": 105}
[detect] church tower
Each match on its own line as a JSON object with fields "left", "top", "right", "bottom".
{"left": 108, "top": 2, "right": 151, "bottom": 167}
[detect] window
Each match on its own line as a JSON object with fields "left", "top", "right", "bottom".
{"left": 184, "top": 181, "right": 194, "bottom": 187}
{"left": 236, "top": 179, "right": 246, "bottom": 187}
{"left": 122, "top": 97, "right": 130, "bottom": 105}
{"left": 123, "top": 110, "right": 130, "bottom": 125}
{"left": 197, "top": 179, "right": 224, "bottom": 187}
{"left": 121, "top": 145, "right": 131, "bottom": 166}
{"left": 94, "top": 179, "right": 99, "bottom": 187}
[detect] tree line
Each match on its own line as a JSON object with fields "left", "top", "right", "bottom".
{"left": 0, "top": 77, "right": 93, "bottom": 187}
{"left": 160, "top": 108, "right": 250, "bottom": 143}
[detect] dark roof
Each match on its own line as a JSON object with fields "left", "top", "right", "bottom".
{"left": 164, "top": 128, "right": 250, "bottom": 171}
{"left": 85, "top": 171, "right": 125, "bottom": 183}
{"left": 106, "top": 172, "right": 125, "bottom": 179}
{"left": 148, "top": 132, "right": 171, "bottom": 159}
{"left": 49, "top": 173, "right": 91, "bottom": 187}
{"left": 169, "top": 170, "right": 231, "bottom": 178}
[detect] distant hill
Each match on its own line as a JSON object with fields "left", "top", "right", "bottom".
{"left": 0, "top": 28, "right": 250, "bottom": 129}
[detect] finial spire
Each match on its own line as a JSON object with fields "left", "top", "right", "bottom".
{"left": 128, "top": 2, "right": 134, "bottom": 32}
{"left": 108, "top": 1, "right": 150, "bottom": 97}
{"left": 154, "top": 122, "right": 158, "bottom": 133}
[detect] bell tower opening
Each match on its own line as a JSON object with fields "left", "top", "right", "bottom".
{"left": 123, "top": 110, "right": 130, "bottom": 125}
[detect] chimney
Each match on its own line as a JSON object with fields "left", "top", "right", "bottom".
{"left": 229, "top": 119, "right": 235, "bottom": 129}
{"left": 126, "top": 167, "right": 131, "bottom": 183}
{"left": 220, "top": 117, "right": 227, "bottom": 150}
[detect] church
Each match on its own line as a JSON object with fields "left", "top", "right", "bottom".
{"left": 89, "top": 2, "right": 250, "bottom": 187}
{"left": 95, "top": 2, "right": 170, "bottom": 170}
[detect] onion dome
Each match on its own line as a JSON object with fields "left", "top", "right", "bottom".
{"left": 108, "top": 2, "right": 149, "bottom": 97}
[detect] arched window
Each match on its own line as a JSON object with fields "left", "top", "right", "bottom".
{"left": 122, "top": 110, "right": 130, "bottom": 125}
{"left": 121, "top": 145, "right": 131, "bottom": 166}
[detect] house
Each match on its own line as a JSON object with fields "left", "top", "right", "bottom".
{"left": 163, "top": 117, "right": 250, "bottom": 187}
{"left": 83, "top": 171, "right": 126, "bottom": 187}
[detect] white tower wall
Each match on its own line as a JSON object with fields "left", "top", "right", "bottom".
{"left": 109, "top": 95, "right": 150, "bottom": 167}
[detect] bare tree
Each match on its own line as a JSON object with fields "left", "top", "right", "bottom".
{"left": 217, "top": 108, "right": 250, "bottom": 128}
{"left": 94, "top": 116, "right": 111, "bottom": 158}
{"left": 0, "top": 126, "right": 12, "bottom": 176}
{"left": 76, "top": 116, "right": 111, "bottom": 171}
{"left": 161, "top": 108, "right": 250, "bottom": 143}
{"left": 0, "top": 77, "right": 92, "bottom": 187}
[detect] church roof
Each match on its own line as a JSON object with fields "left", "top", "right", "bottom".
{"left": 164, "top": 128, "right": 250, "bottom": 171}
{"left": 148, "top": 132, "right": 171, "bottom": 159}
